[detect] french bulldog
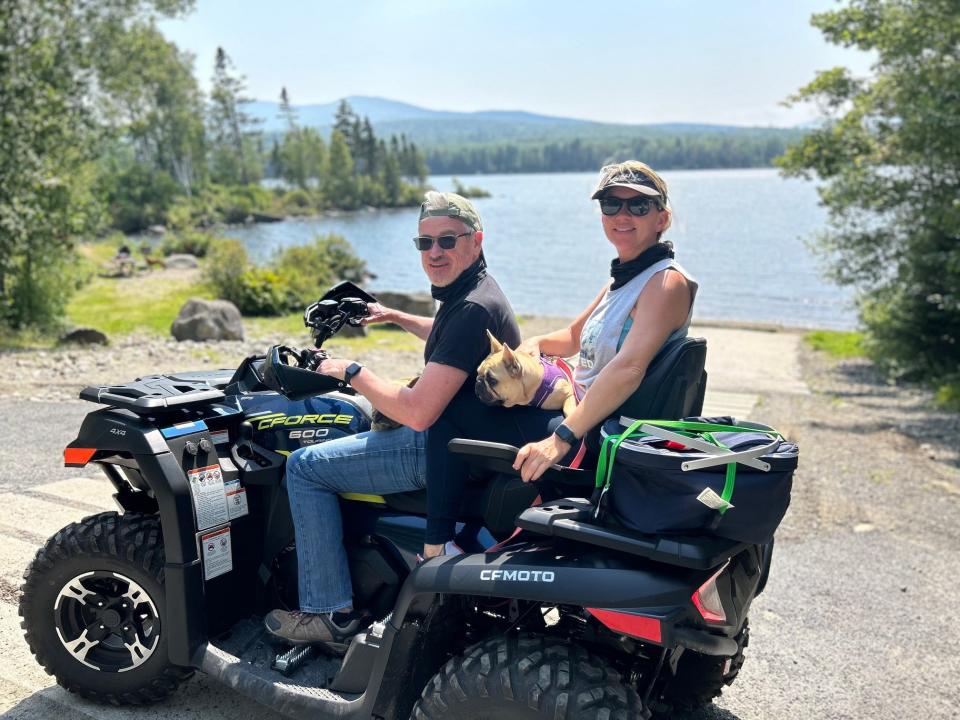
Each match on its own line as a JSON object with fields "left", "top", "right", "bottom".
{"left": 475, "top": 330, "right": 577, "bottom": 416}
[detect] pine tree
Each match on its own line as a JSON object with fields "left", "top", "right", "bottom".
{"left": 208, "top": 46, "right": 261, "bottom": 185}
{"left": 324, "top": 130, "right": 357, "bottom": 208}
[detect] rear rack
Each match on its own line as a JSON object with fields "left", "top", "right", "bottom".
{"left": 80, "top": 374, "right": 225, "bottom": 414}
{"left": 517, "top": 498, "right": 748, "bottom": 570}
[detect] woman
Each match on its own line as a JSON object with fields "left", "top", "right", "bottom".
{"left": 423, "top": 160, "right": 697, "bottom": 557}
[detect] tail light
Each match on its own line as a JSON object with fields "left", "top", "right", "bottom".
{"left": 64, "top": 447, "right": 96, "bottom": 467}
{"left": 692, "top": 560, "right": 730, "bottom": 624}
{"left": 586, "top": 608, "right": 662, "bottom": 644}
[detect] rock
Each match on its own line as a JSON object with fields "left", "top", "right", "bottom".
{"left": 372, "top": 291, "right": 436, "bottom": 320}
{"left": 164, "top": 253, "right": 199, "bottom": 269}
{"left": 171, "top": 299, "right": 244, "bottom": 342}
{"left": 337, "top": 323, "right": 368, "bottom": 338}
{"left": 147, "top": 225, "right": 167, "bottom": 236}
{"left": 59, "top": 327, "right": 108, "bottom": 346}
{"left": 250, "top": 212, "right": 283, "bottom": 223}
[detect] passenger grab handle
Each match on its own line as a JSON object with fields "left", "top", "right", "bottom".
{"left": 633, "top": 423, "right": 775, "bottom": 473}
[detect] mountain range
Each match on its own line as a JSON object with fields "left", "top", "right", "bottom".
{"left": 249, "top": 96, "right": 796, "bottom": 146}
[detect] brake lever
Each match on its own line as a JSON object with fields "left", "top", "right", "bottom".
{"left": 300, "top": 348, "right": 327, "bottom": 371}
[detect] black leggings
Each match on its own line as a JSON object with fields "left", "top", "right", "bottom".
{"left": 425, "top": 391, "right": 577, "bottom": 544}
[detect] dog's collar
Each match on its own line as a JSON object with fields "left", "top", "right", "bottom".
{"left": 530, "top": 357, "right": 567, "bottom": 408}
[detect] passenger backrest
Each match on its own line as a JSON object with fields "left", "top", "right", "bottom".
{"left": 616, "top": 336, "right": 708, "bottom": 421}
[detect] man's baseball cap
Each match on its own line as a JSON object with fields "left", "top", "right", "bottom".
{"left": 590, "top": 163, "right": 664, "bottom": 200}
{"left": 419, "top": 191, "right": 483, "bottom": 232}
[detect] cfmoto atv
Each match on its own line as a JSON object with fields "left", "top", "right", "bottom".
{"left": 20, "top": 281, "right": 770, "bottom": 719}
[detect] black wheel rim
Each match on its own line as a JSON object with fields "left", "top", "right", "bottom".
{"left": 54, "top": 570, "right": 160, "bottom": 672}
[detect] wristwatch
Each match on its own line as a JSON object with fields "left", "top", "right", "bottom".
{"left": 553, "top": 423, "right": 579, "bottom": 446}
{"left": 343, "top": 362, "right": 364, "bottom": 386}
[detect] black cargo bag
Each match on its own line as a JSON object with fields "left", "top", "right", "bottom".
{"left": 594, "top": 417, "right": 799, "bottom": 544}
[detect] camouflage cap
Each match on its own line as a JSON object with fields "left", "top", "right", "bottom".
{"left": 419, "top": 191, "right": 483, "bottom": 232}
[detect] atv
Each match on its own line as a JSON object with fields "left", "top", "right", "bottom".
{"left": 20, "top": 281, "right": 770, "bottom": 719}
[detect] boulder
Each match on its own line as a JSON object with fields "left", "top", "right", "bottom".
{"left": 171, "top": 299, "right": 244, "bottom": 342}
{"left": 337, "top": 323, "right": 368, "bottom": 338}
{"left": 59, "top": 327, "right": 108, "bottom": 346}
{"left": 373, "top": 291, "right": 436, "bottom": 322}
{"left": 164, "top": 253, "right": 199, "bottom": 269}
{"left": 146, "top": 225, "right": 167, "bottom": 236}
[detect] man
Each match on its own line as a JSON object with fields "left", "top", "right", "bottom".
{"left": 265, "top": 191, "right": 520, "bottom": 648}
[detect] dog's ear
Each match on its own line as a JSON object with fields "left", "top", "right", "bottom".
{"left": 502, "top": 344, "right": 523, "bottom": 378}
{"left": 486, "top": 329, "right": 503, "bottom": 354}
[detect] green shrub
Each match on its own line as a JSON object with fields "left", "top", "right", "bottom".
{"left": 161, "top": 231, "right": 216, "bottom": 258}
{"left": 205, "top": 233, "right": 366, "bottom": 316}
{"left": 229, "top": 268, "right": 294, "bottom": 316}
{"left": 274, "top": 234, "right": 367, "bottom": 307}
{"left": 205, "top": 237, "right": 250, "bottom": 296}
{"left": 282, "top": 188, "right": 313, "bottom": 213}
{"left": 934, "top": 379, "right": 960, "bottom": 412}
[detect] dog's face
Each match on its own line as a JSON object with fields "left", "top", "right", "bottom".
{"left": 475, "top": 330, "right": 536, "bottom": 407}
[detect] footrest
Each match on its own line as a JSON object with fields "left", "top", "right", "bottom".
{"left": 517, "top": 499, "right": 748, "bottom": 570}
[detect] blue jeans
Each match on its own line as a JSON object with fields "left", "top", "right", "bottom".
{"left": 285, "top": 426, "right": 426, "bottom": 613}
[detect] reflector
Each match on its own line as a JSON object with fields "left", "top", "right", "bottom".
{"left": 586, "top": 608, "right": 662, "bottom": 644}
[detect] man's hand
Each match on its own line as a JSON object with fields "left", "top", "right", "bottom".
{"left": 360, "top": 302, "right": 397, "bottom": 326}
{"left": 317, "top": 358, "right": 353, "bottom": 380}
{"left": 512, "top": 434, "right": 570, "bottom": 483}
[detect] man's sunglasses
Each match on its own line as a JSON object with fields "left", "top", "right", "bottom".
{"left": 412, "top": 231, "right": 472, "bottom": 251}
{"left": 598, "top": 196, "right": 661, "bottom": 217}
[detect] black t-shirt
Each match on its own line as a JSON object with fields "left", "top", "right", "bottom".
{"left": 424, "top": 273, "right": 520, "bottom": 391}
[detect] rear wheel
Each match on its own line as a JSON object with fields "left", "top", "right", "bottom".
{"left": 652, "top": 622, "right": 749, "bottom": 717}
{"left": 19, "top": 512, "right": 192, "bottom": 705}
{"left": 412, "top": 633, "right": 648, "bottom": 719}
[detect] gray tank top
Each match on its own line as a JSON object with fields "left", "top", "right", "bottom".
{"left": 574, "top": 259, "right": 698, "bottom": 393}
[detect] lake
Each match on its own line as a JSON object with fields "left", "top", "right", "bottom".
{"left": 224, "top": 169, "right": 855, "bottom": 330}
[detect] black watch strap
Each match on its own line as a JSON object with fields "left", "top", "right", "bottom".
{"left": 344, "top": 362, "right": 363, "bottom": 386}
{"left": 553, "top": 423, "right": 579, "bottom": 445}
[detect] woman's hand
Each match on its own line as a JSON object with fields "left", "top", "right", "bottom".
{"left": 513, "top": 434, "right": 570, "bottom": 483}
{"left": 361, "top": 302, "right": 397, "bottom": 326}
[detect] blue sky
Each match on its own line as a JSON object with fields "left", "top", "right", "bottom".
{"left": 159, "top": 0, "right": 874, "bottom": 127}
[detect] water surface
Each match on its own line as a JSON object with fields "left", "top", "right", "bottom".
{"left": 224, "top": 169, "right": 854, "bottom": 329}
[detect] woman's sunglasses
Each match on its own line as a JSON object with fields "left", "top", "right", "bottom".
{"left": 598, "top": 196, "right": 661, "bottom": 217}
{"left": 412, "top": 231, "right": 472, "bottom": 251}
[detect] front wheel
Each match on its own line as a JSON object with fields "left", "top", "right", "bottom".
{"left": 19, "top": 512, "right": 192, "bottom": 705}
{"left": 412, "top": 633, "right": 648, "bottom": 719}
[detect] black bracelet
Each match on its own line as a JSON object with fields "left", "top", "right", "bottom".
{"left": 553, "top": 423, "right": 579, "bottom": 445}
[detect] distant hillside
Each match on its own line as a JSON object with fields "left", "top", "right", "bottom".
{"left": 251, "top": 96, "right": 793, "bottom": 144}
{"left": 253, "top": 96, "right": 805, "bottom": 174}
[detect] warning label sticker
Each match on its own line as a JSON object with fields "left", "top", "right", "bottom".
{"left": 199, "top": 526, "right": 232, "bottom": 581}
{"left": 224, "top": 480, "right": 248, "bottom": 519}
{"left": 187, "top": 464, "right": 229, "bottom": 531}
{"left": 697, "top": 487, "right": 734, "bottom": 511}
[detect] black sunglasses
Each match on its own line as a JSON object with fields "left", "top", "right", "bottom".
{"left": 598, "top": 196, "right": 661, "bottom": 217}
{"left": 412, "top": 231, "right": 472, "bottom": 251}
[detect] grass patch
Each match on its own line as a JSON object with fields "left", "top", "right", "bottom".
{"left": 934, "top": 381, "right": 960, "bottom": 412}
{"left": 0, "top": 327, "right": 57, "bottom": 351}
{"left": 66, "top": 270, "right": 213, "bottom": 337}
{"left": 804, "top": 330, "right": 865, "bottom": 358}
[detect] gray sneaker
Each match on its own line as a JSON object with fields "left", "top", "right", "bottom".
{"left": 264, "top": 609, "right": 371, "bottom": 653}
